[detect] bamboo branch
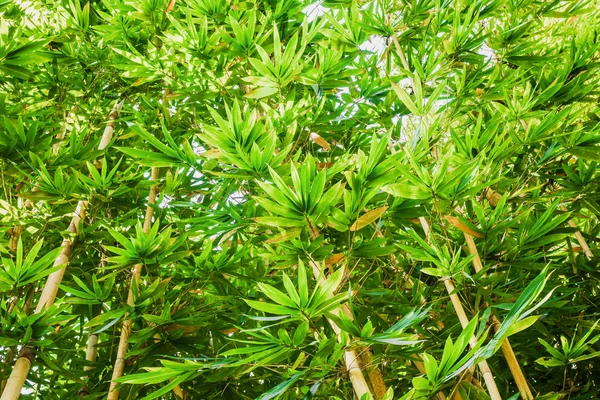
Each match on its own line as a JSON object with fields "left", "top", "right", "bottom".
{"left": 107, "top": 167, "right": 160, "bottom": 400}
{"left": 0, "top": 100, "right": 123, "bottom": 400}
{"left": 463, "top": 233, "right": 534, "bottom": 400}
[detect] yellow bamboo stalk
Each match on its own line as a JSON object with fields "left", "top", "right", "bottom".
{"left": 463, "top": 233, "right": 533, "bottom": 400}
{"left": 84, "top": 334, "right": 99, "bottom": 372}
{"left": 308, "top": 260, "right": 372, "bottom": 400}
{"left": 107, "top": 167, "right": 160, "bottom": 400}
{"left": 443, "top": 279, "right": 502, "bottom": 400}
{"left": 418, "top": 221, "right": 502, "bottom": 400}
{"left": 568, "top": 220, "right": 594, "bottom": 260}
{"left": 78, "top": 334, "right": 99, "bottom": 396}
{"left": 560, "top": 207, "right": 594, "bottom": 261}
{"left": 374, "top": 221, "right": 446, "bottom": 399}
{"left": 0, "top": 100, "right": 123, "bottom": 400}
{"left": 52, "top": 106, "right": 79, "bottom": 155}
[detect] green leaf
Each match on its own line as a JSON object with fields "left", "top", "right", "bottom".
{"left": 383, "top": 183, "right": 431, "bottom": 199}
{"left": 568, "top": 146, "right": 600, "bottom": 161}
{"left": 255, "top": 373, "right": 302, "bottom": 400}
{"left": 245, "top": 300, "right": 298, "bottom": 316}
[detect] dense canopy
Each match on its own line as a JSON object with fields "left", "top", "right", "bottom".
{"left": 0, "top": 0, "right": 599, "bottom": 399}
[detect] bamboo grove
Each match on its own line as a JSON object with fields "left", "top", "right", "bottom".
{"left": 0, "top": 0, "right": 599, "bottom": 399}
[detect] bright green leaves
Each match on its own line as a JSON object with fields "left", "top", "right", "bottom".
{"left": 0, "top": 19, "right": 52, "bottom": 80}
{"left": 568, "top": 145, "right": 600, "bottom": 161}
{"left": 0, "top": 239, "right": 62, "bottom": 292}
{"left": 399, "top": 229, "right": 474, "bottom": 278}
{"left": 537, "top": 321, "right": 600, "bottom": 368}
{"left": 201, "top": 100, "right": 291, "bottom": 176}
{"left": 321, "top": 2, "right": 367, "bottom": 52}
{"left": 415, "top": 316, "right": 488, "bottom": 396}
{"left": 105, "top": 221, "right": 186, "bottom": 268}
{"left": 246, "top": 263, "right": 347, "bottom": 320}
{"left": 0, "top": 117, "right": 51, "bottom": 157}
{"left": 243, "top": 23, "right": 305, "bottom": 95}
{"left": 254, "top": 155, "right": 343, "bottom": 230}
{"left": 117, "top": 122, "right": 197, "bottom": 167}
{"left": 114, "top": 360, "right": 200, "bottom": 400}
{"left": 485, "top": 268, "right": 553, "bottom": 353}
{"left": 333, "top": 306, "right": 425, "bottom": 347}
{"left": 60, "top": 274, "right": 115, "bottom": 305}
{"left": 18, "top": 155, "right": 79, "bottom": 201}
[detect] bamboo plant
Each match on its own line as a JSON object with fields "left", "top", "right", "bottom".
{"left": 0, "top": 0, "right": 599, "bottom": 399}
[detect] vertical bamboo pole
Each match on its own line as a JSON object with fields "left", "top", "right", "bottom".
{"left": 78, "top": 334, "right": 99, "bottom": 396}
{"left": 463, "top": 234, "right": 533, "bottom": 400}
{"left": 559, "top": 207, "right": 594, "bottom": 260}
{"left": 0, "top": 100, "right": 123, "bottom": 400}
{"left": 308, "top": 260, "right": 373, "bottom": 400}
{"left": 442, "top": 279, "right": 502, "bottom": 400}
{"left": 107, "top": 167, "right": 160, "bottom": 400}
{"left": 419, "top": 221, "right": 502, "bottom": 400}
{"left": 375, "top": 228, "right": 447, "bottom": 399}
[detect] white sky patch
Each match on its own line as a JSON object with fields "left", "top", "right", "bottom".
{"left": 159, "top": 194, "right": 172, "bottom": 208}
{"left": 227, "top": 190, "right": 246, "bottom": 205}
{"left": 360, "top": 35, "right": 387, "bottom": 55}
{"left": 479, "top": 42, "right": 495, "bottom": 63}
{"left": 302, "top": 2, "right": 326, "bottom": 22}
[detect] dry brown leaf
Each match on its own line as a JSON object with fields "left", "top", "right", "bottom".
{"left": 310, "top": 132, "right": 331, "bottom": 150}
{"left": 444, "top": 215, "right": 484, "bottom": 238}
{"left": 325, "top": 253, "right": 346, "bottom": 265}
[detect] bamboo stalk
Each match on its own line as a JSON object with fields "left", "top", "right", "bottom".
{"left": 560, "top": 207, "right": 594, "bottom": 260}
{"left": 418, "top": 221, "right": 502, "bottom": 400}
{"left": 0, "top": 100, "right": 123, "bottom": 400}
{"left": 107, "top": 167, "right": 160, "bottom": 400}
{"left": 463, "top": 233, "right": 533, "bottom": 400}
{"left": 443, "top": 279, "right": 502, "bottom": 400}
{"left": 52, "top": 106, "right": 79, "bottom": 155}
{"left": 78, "top": 334, "right": 99, "bottom": 396}
{"left": 308, "top": 260, "right": 373, "bottom": 400}
{"left": 35, "top": 201, "right": 87, "bottom": 313}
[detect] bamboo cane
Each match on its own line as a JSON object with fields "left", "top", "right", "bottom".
{"left": 52, "top": 106, "right": 78, "bottom": 155}
{"left": 418, "top": 221, "right": 502, "bottom": 400}
{"left": 307, "top": 260, "right": 373, "bottom": 400}
{"left": 443, "top": 279, "right": 502, "bottom": 400}
{"left": 0, "top": 100, "right": 123, "bottom": 400}
{"left": 375, "top": 227, "right": 448, "bottom": 399}
{"left": 107, "top": 167, "right": 160, "bottom": 400}
{"left": 559, "top": 206, "right": 594, "bottom": 260}
{"left": 463, "top": 233, "right": 534, "bottom": 400}
{"left": 78, "top": 334, "right": 99, "bottom": 396}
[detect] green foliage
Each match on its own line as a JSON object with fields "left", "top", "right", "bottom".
{"left": 0, "top": 0, "right": 599, "bottom": 399}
